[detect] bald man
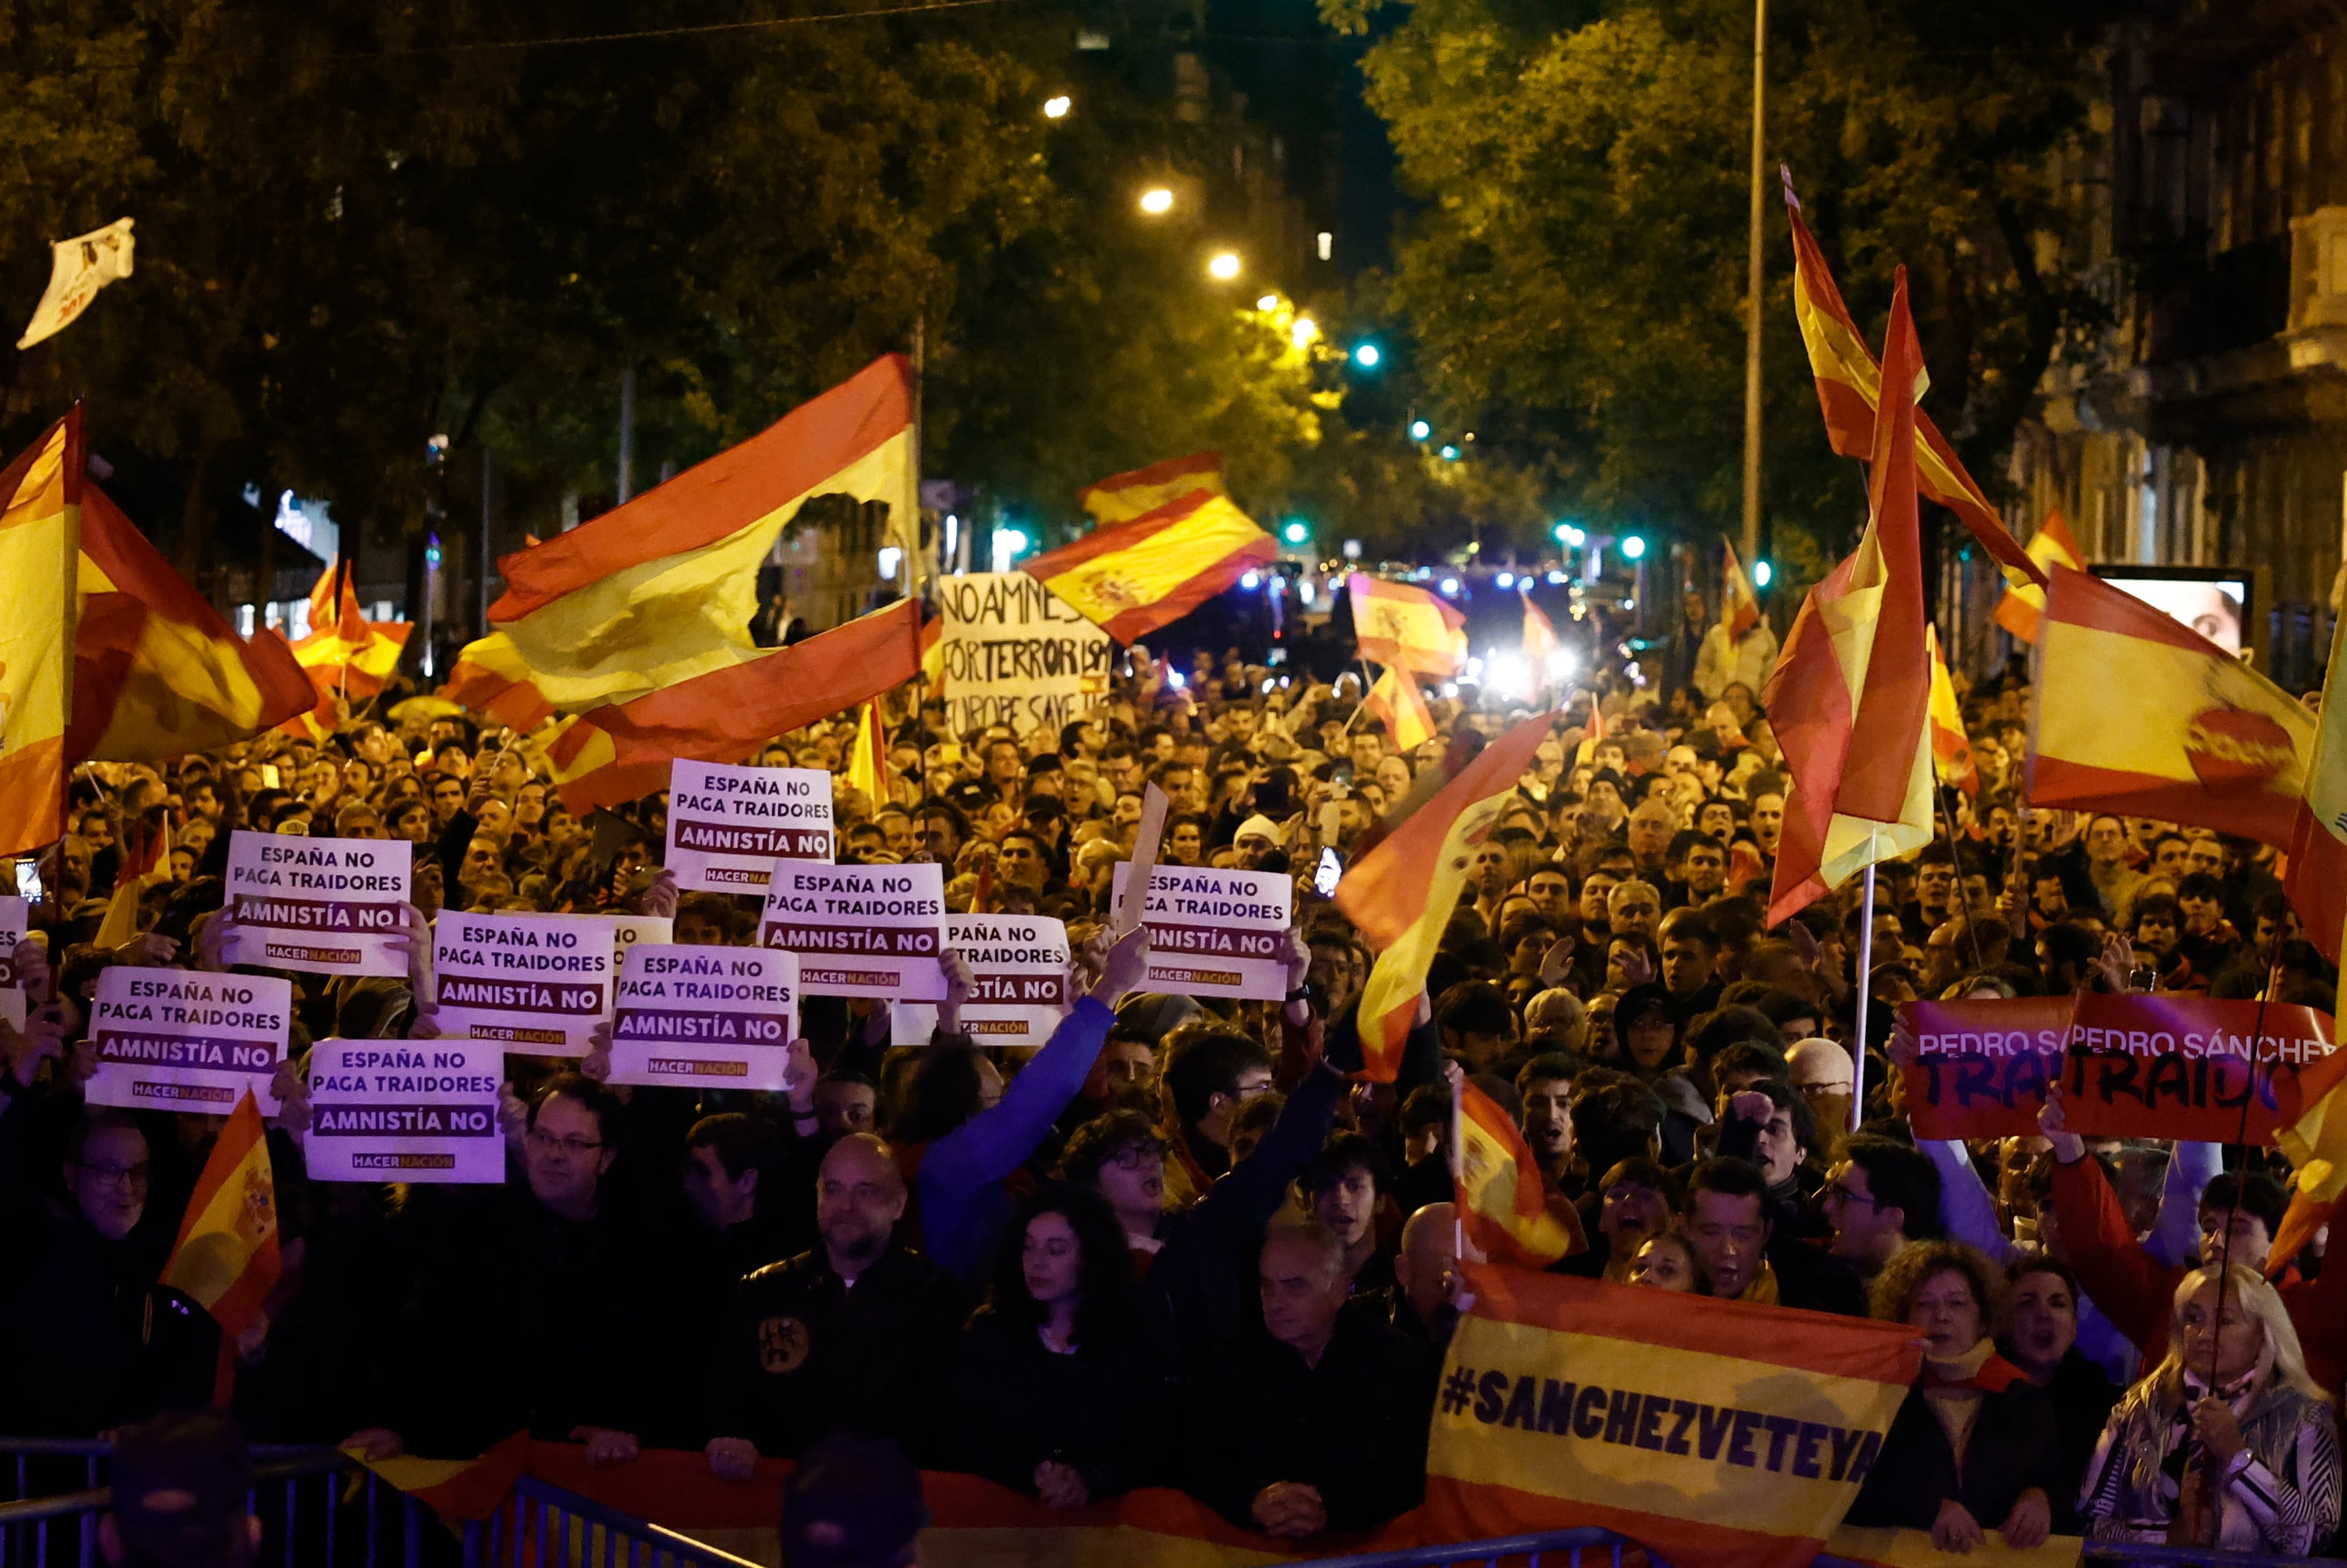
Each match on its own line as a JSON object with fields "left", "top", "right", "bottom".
{"left": 1379, "top": 1202, "right": 1467, "bottom": 1350}
{"left": 704, "top": 1135, "right": 967, "bottom": 1476}
{"left": 1184, "top": 1222, "right": 1435, "bottom": 1539}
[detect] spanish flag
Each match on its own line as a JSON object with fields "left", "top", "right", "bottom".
{"left": 1764, "top": 270, "right": 1936, "bottom": 926}
{"left": 1455, "top": 1082, "right": 1581, "bottom": 1265}
{"left": 1925, "top": 626, "right": 1976, "bottom": 796}
{"left": 1077, "top": 451, "right": 1226, "bottom": 526}
{"left": 1988, "top": 511, "right": 2087, "bottom": 645}
{"left": 1783, "top": 176, "right": 2041, "bottom": 592}
{"left": 1520, "top": 589, "right": 1558, "bottom": 670}
{"left": 69, "top": 485, "right": 318, "bottom": 767}
{"left": 1722, "top": 539, "right": 1761, "bottom": 642}
{"left": 0, "top": 412, "right": 81, "bottom": 856}
{"left": 162, "top": 1091, "right": 280, "bottom": 1344}
{"left": 1421, "top": 1266, "right": 1921, "bottom": 1568}
{"left": 1362, "top": 665, "right": 1435, "bottom": 753}
{"left": 1335, "top": 712, "right": 1553, "bottom": 1079}
{"left": 1349, "top": 574, "right": 1467, "bottom": 677}
{"left": 543, "top": 597, "right": 936, "bottom": 813}
{"left": 278, "top": 559, "right": 413, "bottom": 740}
{"left": 1023, "top": 490, "right": 1277, "bottom": 645}
{"left": 444, "top": 356, "right": 914, "bottom": 728}
{"left": 2029, "top": 565, "right": 2311, "bottom": 849}
{"left": 846, "top": 698, "right": 889, "bottom": 807}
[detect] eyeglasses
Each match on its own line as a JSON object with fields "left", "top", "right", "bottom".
{"left": 76, "top": 1160, "right": 150, "bottom": 1189}
{"left": 1820, "top": 1181, "right": 1878, "bottom": 1208}
{"left": 527, "top": 1130, "right": 605, "bottom": 1158}
{"left": 1106, "top": 1147, "right": 1163, "bottom": 1171}
{"left": 1231, "top": 1079, "right": 1274, "bottom": 1101}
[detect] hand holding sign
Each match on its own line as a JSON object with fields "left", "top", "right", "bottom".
{"left": 1089, "top": 923, "right": 1152, "bottom": 1008}
{"left": 938, "top": 951, "right": 974, "bottom": 1037}
{"left": 2037, "top": 1081, "right": 2086, "bottom": 1165}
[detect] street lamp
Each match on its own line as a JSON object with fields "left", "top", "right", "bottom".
{"left": 1410, "top": 419, "right": 1431, "bottom": 441}
{"left": 1620, "top": 534, "right": 1648, "bottom": 561}
{"left": 1291, "top": 315, "right": 1319, "bottom": 348}
{"left": 1352, "top": 342, "right": 1382, "bottom": 369}
{"left": 1206, "top": 251, "right": 1241, "bottom": 281}
{"left": 1138, "top": 187, "right": 1175, "bottom": 215}
{"left": 1042, "top": 94, "right": 1071, "bottom": 119}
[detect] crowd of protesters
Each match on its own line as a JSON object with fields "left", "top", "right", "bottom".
{"left": 0, "top": 586, "right": 2342, "bottom": 1557}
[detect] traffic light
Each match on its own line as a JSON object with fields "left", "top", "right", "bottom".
{"left": 1552, "top": 521, "right": 1586, "bottom": 547}
{"left": 1752, "top": 559, "right": 1773, "bottom": 589}
{"left": 1410, "top": 419, "right": 1432, "bottom": 441}
{"left": 1620, "top": 534, "right": 1647, "bottom": 561}
{"left": 1281, "top": 519, "right": 1311, "bottom": 546}
{"left": 1352, "top": 342, "right": 1382, "bottom": 369}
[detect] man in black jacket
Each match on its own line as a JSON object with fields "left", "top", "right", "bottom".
{"left": 1684, "top": 1157, "right": 1863, "bottom": 1315}
{"left": 1184, "top": 1222, "right": 1434, "bottom": 1539}
{"left": 703, "top": 1134, "right": 965, "bottom": 1477}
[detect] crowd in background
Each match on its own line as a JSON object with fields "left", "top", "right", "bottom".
{"left": 0, "top": 585, "right": 2341, "bottom": 1557}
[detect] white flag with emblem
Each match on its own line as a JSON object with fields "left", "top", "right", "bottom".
{"left": 18, "top": 218, "right": 135, "bottom": 350}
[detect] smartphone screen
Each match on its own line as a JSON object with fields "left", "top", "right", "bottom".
{"left": 14, "top": 859, "right": 42, "bottom": 903}
{"left": 1313, "top": 847, "right": 1343, "bottom": 897}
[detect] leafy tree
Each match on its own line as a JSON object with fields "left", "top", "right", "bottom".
{"left": 1319, "top": 0, "right": 2128, "bottom": 573}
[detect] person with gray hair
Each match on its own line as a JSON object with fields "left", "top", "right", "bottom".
{"left": 1181, "top": 1220, "right": 1435, "bottom": 1541}
{"left": 1521, "top": 987, "right": 1587, "bottom": 1054}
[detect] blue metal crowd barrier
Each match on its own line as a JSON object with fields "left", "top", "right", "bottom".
{"left": 1292, "top": 1529, "right": 2342, "bottom": 1567}
{"left": 0, "top": 1441, "right": 760, "bottom": 1568}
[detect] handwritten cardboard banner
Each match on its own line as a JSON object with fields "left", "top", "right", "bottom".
{"left": 760, "top": 861, "right": 946, "bottom": 999}
{"left": 84, "top": 968, "right": 292, "bottom": 1114}
{"left": 305, "top": 1037, "right": 503, "bottom": 1183}
{"left": 1108, "top": 863, "right": 1292, "bottom": 1000}
{"left": 1901, "top": 992, "right": 2343, "bottom": 1142}
{"left": 223, "top": 831, "right": 412, "bottom": 976}
{"left": 935, "top": 572, "right": 1113, "bottom": 735}
{"left": 431, "top": 911, "right": 616, "bottom": 1054}
{"left": 609, "top": 944, "right": 798, "bottom": 1089}
{"left": 665, "top": 760, "right": 834, "bottom": 893}
{"left": 892, "top": 915, "right": 1073, "bottom": 1049}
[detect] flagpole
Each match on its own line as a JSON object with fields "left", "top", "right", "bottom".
{"left": 1451, "top": 1077, "right": 1466, "bottom": 1260}
{"left": 1739, "top": 0, "right": 1768, "bottom": 569}
{"left": 1848, "top": 829, "right": 1878, "bottom": 1135}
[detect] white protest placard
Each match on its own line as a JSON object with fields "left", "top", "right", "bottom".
{"left": 893, "top": 915, "right": 1073, "bottom": 1048}
{"left": 936, "top": 573, "right": 1114, "bottom": 735}
{"left": 1108, "top": 863, "right": 1292, "bottom": 1000}
{"left": 569, "top": 913, "right": 673, "bottom": 954}
{"left": 665, "top": 761, "right": 834, "bottom": 892}
{"left": 84, "top": 968, "right": 291, "bottom": 1114}
{"left": 0, "top": 895, "right": 29, "bottom": 1022}
{"left": 304, "top": 1038, "right": 503, "bottom": 1184}
{"left": 608, "top": 945, "right": 798, "bottom": 1089}
{"left": 761, "top": 861, "right": 947, "bottom": 999}
{"left": 430, "top": 911, "right": 615, "bottom": 1054}
{"left": 222, "top": 831, "right": 412, "bottom": 976}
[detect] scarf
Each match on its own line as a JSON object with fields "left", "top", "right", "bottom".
{"left": 1737, "top": 1260, "right": 1780, "bottom": 1307}
{"left": 1920, "top": 1338, "right": 2025, "bottom": 1475}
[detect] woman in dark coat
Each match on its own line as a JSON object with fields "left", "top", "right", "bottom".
{"left": 951, "top": 1184, "right": 1172, "bottom": 1506}
{"left": 1848, "top": 1240, "right": 2064, "bottom": 1552}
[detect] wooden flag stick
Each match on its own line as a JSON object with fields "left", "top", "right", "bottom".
{"left": 1113, "top": 783, "right": 1171, "bottom": 938}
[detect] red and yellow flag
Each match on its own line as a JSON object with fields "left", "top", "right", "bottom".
{"left": 70, "top": 486, "right": 317, "bottom": 765}
{"left": 2029, "top": 565, "right": 2311, "bottom": 849}
{"left": 1421, "top": 1266, "right": 1921, "bottom": 1568}
{"left": 1076, "top": 451, "right": 1226, "bottom": 526}
{"left": 1023, "top": 491, "right": 1277, "bottom": 645}
{"left": 1925, "top": 627, "right": 1976, "bottom": 796}
{"left": 1989, "top": 511, "right": 2087, "bottom": 645}
{"left": 1784, "top": 179, "right": 2040, "bottom": 592}
{"left": 0, "top": 411, "right": 82, "bottom": 856}
{"left": 1722, "top": 539, "right": 1761, "bottom": 642}
{"left": 163, "top": 1090, "right": 280, "bottom": 1341}
{"left": 1362, "top": 666, "right": 1435, "bottom": 753}
{"left": 446, "top": 356, "right": 915, "bottom": 729}
{"left": 1349, "top": 574, "right": 1467, "bottom": 677}
{"left": 846, "top": 698, "right": 889, "bottom": 806}
{"left": 1335, "top": 713, "right": 1553, "bottom": 1079}
{"left": 543, "top": 598, "right": 937, "bottom": 814}
{"left": 278, "top": 559, "right": 414, "bottom": 740}
{"left": 1520, "top": 590, "right": 1558, "bottom": 668}
{"left": 1455, "top": 1082, "right": 1580, "bottom": 1266}
{"left": 1764, "top": 270, "right": 1936, "bottom": 926}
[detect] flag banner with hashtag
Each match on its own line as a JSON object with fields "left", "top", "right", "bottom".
{"left": 1420, "top": 1265, "right": 1921, "bottom": 1568}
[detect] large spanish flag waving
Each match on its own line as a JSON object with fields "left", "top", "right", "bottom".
{"left": 71, "top": 486, "right": 318, "bottom": 765}
{"left": 1764, "top": 270, "right": 1936, "bottom": 926}
{"left": 1783, "top": 176, "right": 2040, "bottom": 592}
{"left": 278, "top": 558, "right": 414, "bottom": 740}
{"left": 1078, "top": 451, "right": 1226, "bottom": 525}
{"left": 1989, "top": 511, "right": 2087, "bottom": 644}
{"left": 0, "top": 411, "right": 79, "bottom": 855}
{"left": 2029, "top": 565, "right": 2311, "bottom": 848}
{"left": 444, "top": 356, "right": 914, "bottom": 729}
{"left": 1349, "top": 574, "right": 1467, "bottom": 677}
{"left": 1023, "top": 490, "right": 1277, "bottom": 644}
{"left": 162, "top": 1091, "right": 280, "bottom": 1343}
{"left": 1336, "top": 712, "right": 1553, "bottom": 1079}
{"left": 1421, "top": 1266, "right": 1920, "bottom": 1568}
{"left": 542, "top": 597, "right": 936, "bottom": 814}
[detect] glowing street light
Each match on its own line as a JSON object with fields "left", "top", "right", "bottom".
{"left": 1206, "top": 251, "right": 1242, "bottom": 281}
{"left": 1620, "top": 534, "right": 1648, "bottom": 561}
{"left": 1042, "top": 94, "right": 1072, "bottom": 119}
{"left": 1439, "top": 444, "right": 1460, "bottom": 461}
{"left": 1753, "top": 559, "right": 1773, "bottom": 589}
{"left": 1290, "top": 315, "right": 1319, "bottom": 348}
{"left": 1257, "top": 293, "right": 1281, "bottom": 311}
{"left": 1410, "top": 419, "right": 1431, "bottom": 441}
{"left": 1352, "top": 342, "right": 1382, "bottom": 369}
{"left": 1138, "top": 187, "right": 1175, "bottom": 215}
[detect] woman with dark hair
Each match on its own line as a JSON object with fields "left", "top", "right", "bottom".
{"left": 1847, "top": 1240, "right": 2063, "bottom": 1552}
{"left": 951, "top": 1185, "right": 1172, "bottom": 1507}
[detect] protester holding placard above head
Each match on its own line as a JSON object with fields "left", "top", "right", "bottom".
{"left": 1848, "top": 1240, "right": 2062, "bottom": 1552}
{"left": 2079, "top": 1264, "right": 2342, "bottom": 1552}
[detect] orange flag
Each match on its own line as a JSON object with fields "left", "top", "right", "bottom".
{"left": 1075, "top": 451, "right": 1226, "bottom": 526}
{"left": 1764, "top": 268, "right": 1936, "bottom": 925}
{"left": 1336, "top": 713, "right": 1554, "bottom": 1079}
{"left": 1925, "top": 627, "right": 1977, "bottom": 796}
{"left": 163, "top": 1091, "right": 280, "bottom": 1344}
